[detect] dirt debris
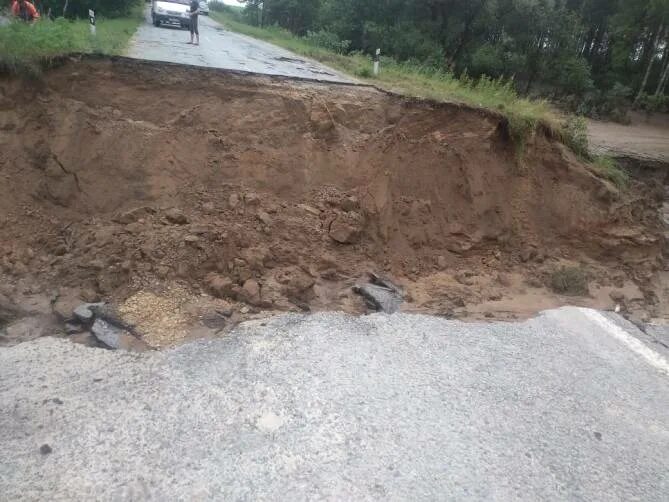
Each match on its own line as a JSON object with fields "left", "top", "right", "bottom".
{"left": 118, "top": 286, "right": 192, "bottom": 348}
{"left": 0, "top": 57, "right": 667, "bottom": 348}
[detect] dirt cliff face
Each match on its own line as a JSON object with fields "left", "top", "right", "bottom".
{"left": 0, "top": 57, "right": 665, "bottom": 338}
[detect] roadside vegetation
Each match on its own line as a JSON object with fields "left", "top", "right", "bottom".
{"left": 591, "top": 156, "right": 629, "bottom": 189}
{"left": 0, "top": 1, "right": 143, "bottom": 74}
{"left": 215, "top": 0, "right": 669, "bottom": 120}
{"left": 549, "top": 267, "right": 590, "bottom": 297}
{"left": 211, "top": 0, "right": 668, "bottom": 162}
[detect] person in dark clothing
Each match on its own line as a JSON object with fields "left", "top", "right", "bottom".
{"left": 187, "top": 0, "right": 199, "bottom": 45}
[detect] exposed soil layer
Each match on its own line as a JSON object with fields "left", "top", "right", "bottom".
{"left": 0, "top": 57, "right": 666, "bottom": 346}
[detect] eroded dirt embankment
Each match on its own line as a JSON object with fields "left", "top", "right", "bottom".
{"left": 0, "top": 57, "right": 666, "bottom": 347}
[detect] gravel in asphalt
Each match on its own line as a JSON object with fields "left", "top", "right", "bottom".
{"left": 1, "top": 307, "right": 668, "bottom": 500}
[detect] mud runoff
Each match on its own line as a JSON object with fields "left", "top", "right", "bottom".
{"left": 0, "top": 57, "right": 666, "bottom": 348}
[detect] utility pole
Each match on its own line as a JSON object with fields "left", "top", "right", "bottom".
{"left": 89, "top": 9, "right": 96, "bottom": 36}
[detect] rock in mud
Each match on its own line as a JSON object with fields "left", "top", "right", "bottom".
{"left": 329, "top": 214, "right": 363, "bottom": 244}
{"left": 257, "top": 210, "right": 272, "bottom": 226}
{"left": 275, "top": 266, "right": 316, "bottom": 299}
{"left": 113, "top": 206, "right": 155, "bottom": 225}
{"left": 52, "top": 290, "right": 85, "bottom": 321}
{"left": 165, "top": 208, "right": 189, "bottom": 225}
{"left": 201, "top": 312, "right": 227, "bottom": 330}
{"left": 69, "top": 331, "right": 99, "bottom": 347}
{"left": 91, "top": 319, "right": 150, "bottom": 352}
{"left": 240, "top": 279, "right": 262, "bottom": 306}
{"left": 353, "top": 274, "right": 404, "bottom": 314}
{"left": 1, "top": 314, "right": 61, "bottom": 347}
{"left": 228, "top": 193, "right": 240, "bottom": 209}
{"left": 205, "top": 273, "right": 234, "bottom": 299}
{"left": 339, "top": 195, "right": 360, "bottom": 212}
{"left": 65, "top": 322, "right": 83, "bottom": 335}
{"left": 73, "top": 303, "right": 105, "bottom": 323}
{"left": 610, "top": 290, "right": 626, "bottom": 303}
{"left": 298, "top": 204, "right": 321, "bottom": 217}
{"left": 446, "top": 240, "right": 473, "bottom": 254}
{"left": 0, "top": 293, "right": 20, "bottom": 326}
{"left": 353, "top": 284, "right": 403, "bottom": 314}
{"left": 520, "top": 248, "right": 538, "bottom": 263}
{"left": 244, "top": 192, "right": 260, "bottom": 206}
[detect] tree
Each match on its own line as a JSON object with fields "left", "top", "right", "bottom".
{"left": 235, "top": 0, "right": 668, "bottom": 106}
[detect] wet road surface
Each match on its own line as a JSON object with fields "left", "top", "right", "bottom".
{"left": 126, "top": 7, "right": 353, "bottom": 83}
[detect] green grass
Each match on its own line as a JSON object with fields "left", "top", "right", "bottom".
{"left": 0, "top": 7, "right": 143, "bottom": 74}
{"left": 591, "top": 156, "right": 629, "bottom": 189}
{"left": 549, "top": 266, "right": 590, "bottom": 296}
{"left": 211, "top": 11, "right": 561, "bottom": 151}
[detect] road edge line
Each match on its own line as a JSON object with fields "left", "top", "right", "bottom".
{"left": 578, "top": 308, "right": 669, "bottom": 375}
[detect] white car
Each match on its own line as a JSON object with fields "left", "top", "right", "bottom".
{"left": 152, "top": 0, "right": 191, "bottom": 28}
{"left": 199, "top": 0, "right": 209, "bottom": 15}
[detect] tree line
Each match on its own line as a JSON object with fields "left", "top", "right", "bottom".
{"left": 236, "top": 0, "right": 669, "bottom": 115}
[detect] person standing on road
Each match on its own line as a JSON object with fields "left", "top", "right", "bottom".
{"left": 187, "top": 0, "right": 200, "bottom": 46}
{"left": 11, "top": 0, "right": 40, "bottom": 22}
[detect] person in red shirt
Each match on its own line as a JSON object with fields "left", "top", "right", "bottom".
{"left": 11, "top": 0, "right": 40, "bottom": 22}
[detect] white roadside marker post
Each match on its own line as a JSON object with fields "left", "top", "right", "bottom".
{"left": 373, "top": 48, "right": 380, "bottom": 76}
{"left": 89, "top": 9, "right": 96, "bottom": 36}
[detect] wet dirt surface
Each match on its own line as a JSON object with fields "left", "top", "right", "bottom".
{"left": 588, "top": 112, "right": 669, "bottom": 163}
{"left": 0, "top": 57, "right": 667, "bottom": 348}
{"left": 126, "top": 6, "right": 352, "bottom": 83}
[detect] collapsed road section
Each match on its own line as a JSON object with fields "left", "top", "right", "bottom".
{"left": 0, "top": 56, "right": 666, "bottom": 348}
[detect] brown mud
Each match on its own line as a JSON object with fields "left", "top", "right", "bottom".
{"left": 0, "top": 57, "right": 666, "bottom": 347}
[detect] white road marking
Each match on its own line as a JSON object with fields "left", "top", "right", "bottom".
{"left": 579, "top": 308, "right": 669, "bottom": 375}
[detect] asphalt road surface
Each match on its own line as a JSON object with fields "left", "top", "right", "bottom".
{"left": 1, "top": 308, "right": 668, "bottom": 500}
{"left": 125, "top": 7, "right": 352, "bottom": 83}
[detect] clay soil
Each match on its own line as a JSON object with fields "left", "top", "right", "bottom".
{"left": 0, "top": 57, "right": 666, "bottom": 347}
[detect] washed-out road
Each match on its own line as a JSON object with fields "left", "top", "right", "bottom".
{"left": 126, "top": 7, "right": 352, "bottom": 83}
{"left": 1, "top": 308, "right": 668, "bottom": 500}
{"left": 2, "top": 9, "right": 668, "bottom": 501}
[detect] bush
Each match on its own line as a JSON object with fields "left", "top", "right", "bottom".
{"left": 362, "top": 21, "right": 445, "bottom": 65}
{"left": 303, "top": 30, "right": 350, "bottom": 54}
{"left": 550, "top": 55, "right": 593, "bottom": 96}
{"left": 354, "top": 66, "right": 372, "bottom": 78}
{"left": 636, "top": 93, "right": 669, "bottom": 114}
{"left": 577, "top": 82, "right": 632, "bottom": 123}
{"left": 40, "top": 0, "right": 139, "bottom": 18}
{"left": 561, "top": 116, "right": 590, "bottom": 159}
{"left": 0, "top": 18, "right": 85, "bottom": 72}
{"left": 470, "top": 44, "right": 505, "bottom": 79}
{"left": 0, "top": 13, "right": 142, "bottom": 74}
{"left": 208, "top": 1, "right": 227, "bottom": 12}
{"left": 550, "top": 266, "right": 589, "bottom": 296}
{"left": 592, "top": 156, "right": 629, "bottom": 188}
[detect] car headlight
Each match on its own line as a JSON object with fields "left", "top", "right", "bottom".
{"left": 156, "top": 6, "right": 165, "bottom": 13}
{"left": 181, "top": 11, "right": 189, "bottom": 17}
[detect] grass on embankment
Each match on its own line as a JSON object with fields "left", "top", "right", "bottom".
{"left": 211, "top": 11, "right": 561, "bottom": 149}
{"left": 0, "top": 8, "right": 143, "bottom": 74}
